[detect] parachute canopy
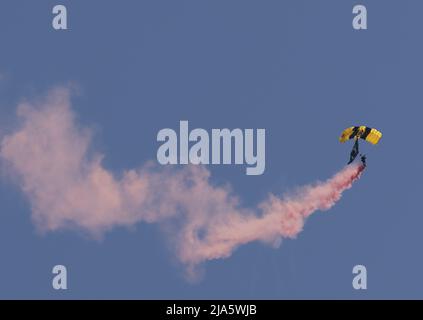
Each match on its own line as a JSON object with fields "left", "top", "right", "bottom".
{"left": 339, "top": 126, "right": 382, "bottom": 145}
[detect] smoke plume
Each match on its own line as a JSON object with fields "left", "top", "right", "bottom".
{"left": 0, "top": 88, "right": 365, "bottom": 276}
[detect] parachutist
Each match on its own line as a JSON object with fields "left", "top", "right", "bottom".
{"left": 347, "top": 139, "right": 360, "bottom": 164}
{"left": 360, "top": 154, "right": 367, "bottom": 167}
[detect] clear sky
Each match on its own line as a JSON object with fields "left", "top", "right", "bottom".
{"left": 0, "top": 0, "right": 422, "bottom": 299}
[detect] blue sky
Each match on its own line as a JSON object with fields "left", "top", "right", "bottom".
{"left": 0, "top": 0, "right": 422, "bottom": 299}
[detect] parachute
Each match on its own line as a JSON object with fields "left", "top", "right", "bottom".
{"left": 339, "top": 126, "right": 382, "bottom": 165}
{"left": 339, "top": 126, "right": 382, "bottom": 145}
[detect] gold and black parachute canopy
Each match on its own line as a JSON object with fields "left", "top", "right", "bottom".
{"left": 339, "top": 126, "right": 382, "bottom": 145}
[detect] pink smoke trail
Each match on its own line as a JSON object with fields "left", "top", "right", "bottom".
{"left": 177, "top": 163, "right": 365, "bottom": 269}
{"left": 0, "top": 88, "right": 365, "bottom": 277}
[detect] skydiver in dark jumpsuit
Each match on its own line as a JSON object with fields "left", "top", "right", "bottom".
{"left": 360, "top": 154, "right": 367, "bottom": 167}
{"left": 347, "top": 139, "right": 359, "bottom": 164}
